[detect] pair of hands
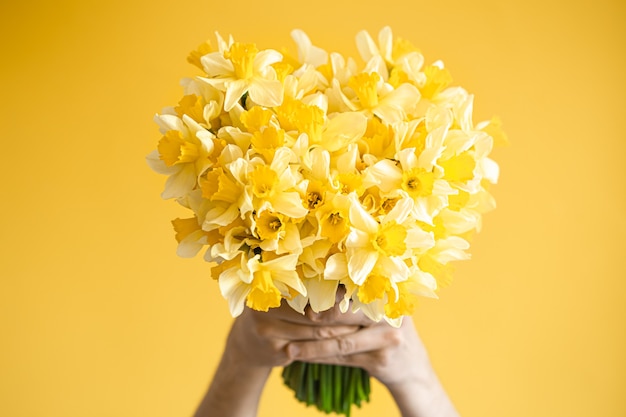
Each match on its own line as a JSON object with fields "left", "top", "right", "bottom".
{"left": 196, "top": 299, "right": 459, "bottom": 417}
{"left": 226, "top": 300, "right": 430, "bottom": 389}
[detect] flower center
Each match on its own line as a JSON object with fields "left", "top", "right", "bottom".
{"left": 247, "top": 269, "right": 282, "bottom": 311}
{"left": 402, "top": 167, "right": 434, "bottom": 198}
{"left": 157, "top": 130, "right": 198, "bottom": 166}
{"left": 250, "top": 165, "right": 278, "bottom": 199}
{"left": 307, "top": 191, "right": 323, "bottom": 209}
{"left": 256, "top": 211, "right": 285, "bottom": 240}
{"left": 321, "top": 210, "right": 349, "bottom": 244}
{"left": 225, "top": 42, "right": 258, "bottom": 80}
{"left": 358, "top": 273, "right": 391, "bottom": 303}
{"left": 372, "top": 222, "right": 407, "bottom": 257}
{"left": 349, "top": 72, "right": 380, "bottom": 109}
{"left": 328, "top": 212, "right": 342, "bottom": 225}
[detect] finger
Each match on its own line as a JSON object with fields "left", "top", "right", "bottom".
{"left": 293, "top": 350, "right": 380, "bottom": 370}
{"left": 286, "top": 323, "right": 401, "bottom": 360}
{"left": 303, "top": 303, "right": 376, "bottom": 327}
{"left": 258, "top": 300, "right": 373, "bottom": 327}
{"left": 257, "top": 319, "right": 361, "bottom": 342}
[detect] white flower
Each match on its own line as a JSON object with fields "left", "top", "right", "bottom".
{"left": 201, "top": 40, "right": 284, "bottom": 111}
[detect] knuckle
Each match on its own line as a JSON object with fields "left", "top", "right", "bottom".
{"left": 269, "top": 339, "right": 284, "bottom": 353}
{"left": 387, "top": 330, "right": 403, "bottom": 347}
{"left": 314, "top": 327, "right": 331, "bottom": 339}
{"left": 337, "top": 337, "right": 355, "bottom": 355}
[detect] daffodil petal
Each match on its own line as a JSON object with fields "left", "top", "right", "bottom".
{"left": 270, "top": 191, "right": 308, "bottom": 218}
{"left": 348, "top": 196, "right": 379, "bottom": 233}
{"left": 480, "top": 157, "right": 499, "bottom": 184}
{"left": 201, "top": 52, "right": 234, "bottom": 77}
{"left": 291, "top": 29, "right": 328, "bottom": 67}
{"left": 224, "top": 79, "right": 250, "bottom": 111}
{"left": 347, "top": 249, "right": 378, "bottom": 285}
{"left": 272, "top": 270, "right": 307, "bottom": 296}
{"left": 176, "top": 230, "right": 207, "bottom": 258}
{"left": 253, "top": 49, "right": 283, "bottom": 71}
{"left": 355, "top": 29, "right": 378, "bottom": 63}
{"left": 324, "top": 253, "right": 348, "bottom": 281}
{"left": 307, "top": 277, "right": 339, "bottom": 312}
{"left": 322, "top": 112, "right": 367, "bottom": 152}
{"left": 383, "top": 197, "right": 413, "bottom": 224}
{"left": 248, "top": 77, "right": 284, "bottom": 108}
{"left": 146, "top": 150, "right": 176, "bottom": 175}
{"left": 162, "top": 164, "right": 196, "bottom": 199}
{"left": 219, "top": 267, "right": 250, "bottom": 317}
{"left": 287, "top": 294, "right": 308, "bottom": 314}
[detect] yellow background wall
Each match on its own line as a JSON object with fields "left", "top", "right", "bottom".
{"left": 1, "top": 0, "right": 624, "bottom": 416}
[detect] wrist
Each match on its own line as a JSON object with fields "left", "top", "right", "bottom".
{"left": 384, "top": 364, "right": 458, "bottom": 417}
{"left": 194, "top": 349, "right": 272, "bottom": 417}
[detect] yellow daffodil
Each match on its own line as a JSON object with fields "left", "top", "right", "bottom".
{"left": 287, "top": 239, "right": 338, "bottom": 313}
{"left": 342, "top": 70, "right": 421, "bottom": 124}
{"left": 170, "top": 216, "right": 219, "bottom": 258}
{"left": 218, "top": 253, "right": 307, "bottom": 316}
{"left": 178, "top": 77, "right": 225, "bottom": 130}
{"left": 356, "top": 26, "right": 422, "bottom": 71}
{"left": 345, "top": 194, "right": 433, "bottom": 286}
{"left": 316, "top": 192, "right": 352, "bottom": 246}
{"left": 201, "top": 40, "right": 284, "bottom": 111}
{"left": 147, "top": 114, "right": 215, "bottom": 199}
{"left": 290, "top": 29, "right": 328, "bottom": 67}
{"left": 247, "top": 147, "right": 308, "bottom": 219}
{"left": 384, "top": 268, "right": 438, "bottom": 319}
{"left": 418, "top": 236, "right": 470, "bottom": 286}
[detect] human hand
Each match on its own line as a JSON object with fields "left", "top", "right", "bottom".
{"left": 223, "top": 300, "right": 362, "bottom": 369}
{"left": 281, "top": 303, "right": 459, "bottom": 417}
{"left": 283, "top": 304, "right": 431, "bottom": 388}
{"left": 195, "top": 302, "right": 361, "bottom": 417}
{"left": 201, "top": 299, "right": 458, "bottom": 417}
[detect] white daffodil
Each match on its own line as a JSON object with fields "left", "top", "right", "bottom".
{"left": 365, "top": 142, "right": 455, "bottom": 224}
{"left": 276, "top": 96, "right": 367, "bottom": 153}
{"left": 251, "top": 209, "right": 303, "bottom": 255}
{"left": 207, "top": 222, "right": 251, "bottom": 262}
{"left": 200, "top": 42, "right": 284, "bottom": 111}
{"left": 416, "top": 236, "right": 471, "bottom": 288}
{"left": 176, "top": 77, "right": 225, "bottom": 129}
{"left": 382, "top": 266, "right": 438, "bottom": 323}
{"left": 283, "top": 65, "right": 329, "bottom": 101}
{"left": 345, "top": 194, "right": 433, "bottom": 286}
{"left": 323, "top": 252, "right": 423, "bottom": 325}
{"left": 218, "top": 253, "right": 307, "bottom": 317}
{"left": 355, "top": 26, "right": 423, "bottom": 75}
{"left": 341, "top": 70, "right": 421, "bottom": 124}
{"left": 170, "top": 216, "right": 209, "bottom": 258}
{"left": 246, "top": 147, "right": 308, "bottom": 219}
{"left": 147, "top": 114, "right": 215, "bottom": 199}
{"left": 197, "top": 144, "right": 251, "bottom": 232}
{"left": 291, "top": 29, "right": 328, "bottom": 67}
{"left": 287, "top": 239, "right": 338, "bottom": 314}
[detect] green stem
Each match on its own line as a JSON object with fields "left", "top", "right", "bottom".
{"left": 282, "top": 362, "right": 371, "bottom": 416}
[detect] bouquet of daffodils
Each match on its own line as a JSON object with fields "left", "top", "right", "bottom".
{"left": 148, "top": 26, "right": 505, "bottom": 416}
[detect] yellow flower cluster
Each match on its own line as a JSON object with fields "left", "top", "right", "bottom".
{"left": 148, "top": 27, "right": 505, "bottom": 325}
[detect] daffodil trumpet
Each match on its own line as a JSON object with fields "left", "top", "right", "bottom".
{"left": 149, "top": 26, "right": 505, "bottom": 416}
